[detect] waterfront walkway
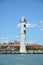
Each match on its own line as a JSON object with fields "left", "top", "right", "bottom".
{"left": 0, "top": 50, "right": 43, "bottom": 54}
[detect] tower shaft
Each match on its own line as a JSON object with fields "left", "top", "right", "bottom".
{"left": 20, "top": 16, "right": 26, "bottom": 53}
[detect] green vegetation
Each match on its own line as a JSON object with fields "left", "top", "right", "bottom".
{"left": 8, "top": 42, "right": 13, "bottom": 44}
{"left": 0, "top": 45, "right": 43, "bottom": 51}
{"left": 26, "top": 46, "right": 43, "bottom": 51}
{"left": 1, "top": 46, "right": 7, "bottom": 49}
{"left": 14, "top": 46, "right": 20, "bottom": 51}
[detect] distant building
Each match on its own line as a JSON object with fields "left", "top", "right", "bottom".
{"left": 0, "top": 42, "right": 42, "bottom": 49}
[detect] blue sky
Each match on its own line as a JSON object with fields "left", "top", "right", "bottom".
{"left": 0, "top": 0, "right": 43, "bottom": 45}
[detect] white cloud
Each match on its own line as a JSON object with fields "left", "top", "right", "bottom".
{"left": 15, "top": 35, "right": 19, "bottom": 38}
{"left": 40, "top": 20, "right": 43, "bottom": 24}
{"left": 17, "top": 23, "right": 20, "bottom": 28}
{"left": 28, "top": 41, "right": 35, "bottom": 43}
{"left": 40, "top": 28, "right": 43, "bottom": 31}
{"left": 39, "top": 20, "right": 43, "bottom": 30}
{"left": 26, "top": 23, "right": 31, "bottom": 28}
{"left": 40, "top": 20, "right": 43, "bottom": 27}
{"left": 0, "top": 37, "right": 10, "bottom": 43}
{"left": 31, "top": 23, "right": 37, "bottom": 27}
{"left": 26, "top": 23, "right": 37, "bottom": 28}
{"left": 17, "top": 23, "right": 37, "bottom": 28}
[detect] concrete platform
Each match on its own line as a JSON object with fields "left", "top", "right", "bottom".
{"left": 0, "top": 51, "right": 43, "bottom": 54}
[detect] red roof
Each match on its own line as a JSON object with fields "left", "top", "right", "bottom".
{"left": 0, "top": 42, "right": 20, "bottom": 47}
{"left": 0, "top": 43, "right": 42, "bottom": 47}
{"left": 26, "top": 43, "right": 42, "bottom": 47}
{"left": 12, "top": 42, "right": 20, "bottom": 46}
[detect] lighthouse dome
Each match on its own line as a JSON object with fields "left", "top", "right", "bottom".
{"left": 20, "top": 16, "right": 26, "bottom": 22}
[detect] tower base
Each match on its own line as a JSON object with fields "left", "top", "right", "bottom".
{"left": 20, "top": 50, "right": 27, "bottom": 53}
{"left": 20, "top": 52, "right": 27, "bottom": 54}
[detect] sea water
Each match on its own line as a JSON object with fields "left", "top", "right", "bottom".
{"left": 0, "top": 54, "right": 43, "bottom": 65}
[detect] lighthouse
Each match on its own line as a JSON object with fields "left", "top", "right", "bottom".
{"left": 20, "top": 16, "right": 26, "bottom": 53}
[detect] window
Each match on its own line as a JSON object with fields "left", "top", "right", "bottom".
{"left": 24, "top": 30, "right": 26, "bottom": 33}
{"left": 24, "top": 25, "right": 26, "bottom": 27}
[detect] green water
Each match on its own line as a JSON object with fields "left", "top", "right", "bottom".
{"left": 0, "top": 54, "right": 43, "bottom": 65}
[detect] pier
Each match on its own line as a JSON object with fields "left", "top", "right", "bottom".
{"left": 0, "top": 49, "right": 43, "bottom": 54}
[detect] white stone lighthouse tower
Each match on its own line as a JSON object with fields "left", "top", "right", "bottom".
{"left": 20, "top": 16, "right": 26, "bottom": 53}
